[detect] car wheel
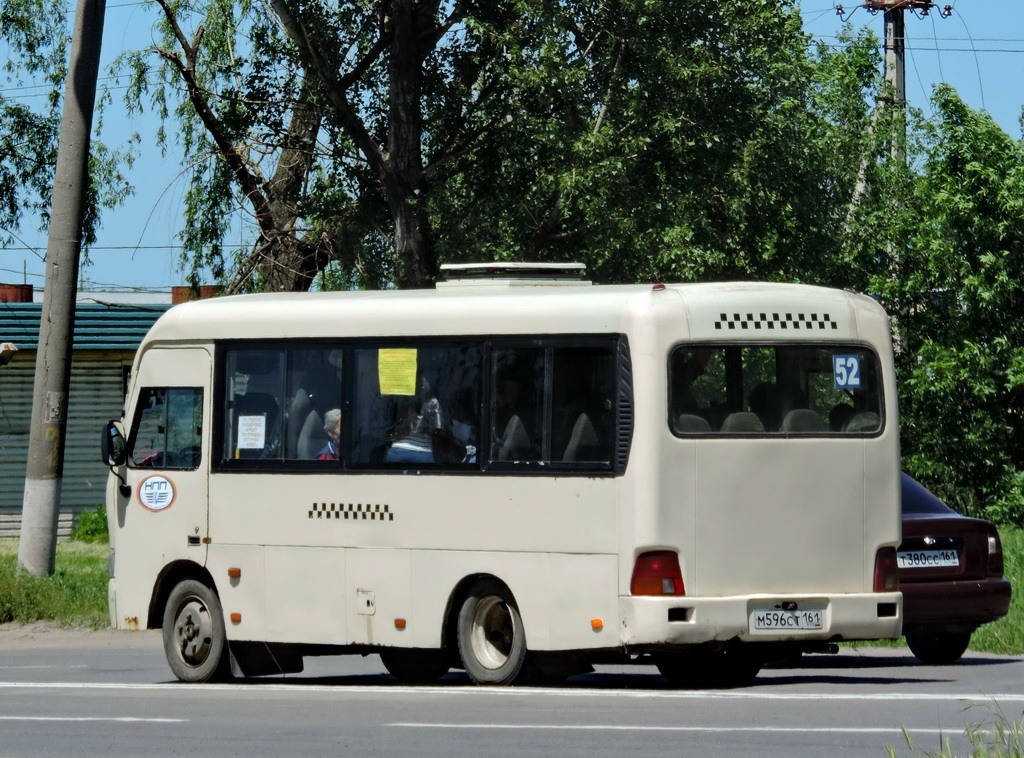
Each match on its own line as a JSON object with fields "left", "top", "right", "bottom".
{"left": 457, "top": 579, "right": 527, "bottom": 685}
{"left": 380, "top": 649, "right": 450, "bottom": 683}
{"left": 905, "top": 627, "right": 972, "bottom": 665}
{"left": 162, "top": 579, "right": 231, "bottom": 683}
{"left": 656, "top": 648, "right": 762, "bottom": 688}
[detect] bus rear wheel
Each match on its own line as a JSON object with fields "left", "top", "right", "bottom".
{"left": 457, "top": 580, "right": 527, "bottom": 685}
{"left": 162, "top": 579, "right": 230, "bottom": 683}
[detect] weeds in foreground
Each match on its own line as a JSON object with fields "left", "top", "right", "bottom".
{"left": 886, "top": 702, "right": 1024, "bottom": 757}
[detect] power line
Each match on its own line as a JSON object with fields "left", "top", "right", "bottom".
{"left": 2, "top": 243, "right": 251, "bottom": 251}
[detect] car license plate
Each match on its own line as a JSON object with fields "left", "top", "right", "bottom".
{"left": 749, "top": 608, "right": 823, "bottom": 631}
{"left": 897, "top": 549, "right": 959, "bottom": 568}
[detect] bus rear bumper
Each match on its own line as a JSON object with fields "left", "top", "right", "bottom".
{"left": 619, "top": 592, "right": 902, "bottom": 647}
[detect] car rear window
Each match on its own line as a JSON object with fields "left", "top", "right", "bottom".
{"left": 901, "top": 473, "right": 956, "bottom": 515}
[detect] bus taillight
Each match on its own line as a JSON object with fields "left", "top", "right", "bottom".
{"left": 873, "top": 547, "right": 899, "bottom": 592}
{"left": 631, "top": 551, "right": 685, "bottom": 596}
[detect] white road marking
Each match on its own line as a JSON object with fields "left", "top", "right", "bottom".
{"left": 0, "top": 716, "right": 186, "bottom": 723}
{"left": 390, "top": 723, "right": 963, "bottom": 735}
{"left": 0, "top": 681, "right": 1022, "bottom": 703}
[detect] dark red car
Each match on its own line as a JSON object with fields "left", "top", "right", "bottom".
{"left": 899, "top": 473, "right": 1012, "bottom": 664}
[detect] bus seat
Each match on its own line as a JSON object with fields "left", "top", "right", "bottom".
{"left": 843, "top": 411, "right": 880, "bottom": 433}
{"left": 497, "top": 415, "right": 530, "bottom": 461}
{"left": 562, "top": 413, "right": 599, "bottom": 461}
{"left": 780, "top": 408, "right": 827, "bottom": 433}
{"left": 719, "top": 411, "right": 766, "bottom": 433}
{"left": 297, "top": 410, "right": 325, "bottom": 459}
{"left": 674, "top": 413, "right": 712, "bottom": 434}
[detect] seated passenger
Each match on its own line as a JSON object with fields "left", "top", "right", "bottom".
{"left": 386, "top": 432, "right": 434, "bottom": 463}
{"left": 315, "top": 408, "right": 342, "bottom": 461}
{"left": 386, "top": 401, "right": 435, "bottom": 464}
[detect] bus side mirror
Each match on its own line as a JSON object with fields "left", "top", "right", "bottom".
{"left": 102, "top": 421, "right": 127, "bottom": 466}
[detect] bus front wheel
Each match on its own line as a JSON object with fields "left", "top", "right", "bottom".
{"left": 457, "top": 580, "right": 527, "bottom": 685}
{"left": 162, "top": 579, "right": 231, "bottom": 683}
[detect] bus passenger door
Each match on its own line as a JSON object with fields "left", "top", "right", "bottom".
{"left": 113, "top": 347, "right": 211, "bottom": 629}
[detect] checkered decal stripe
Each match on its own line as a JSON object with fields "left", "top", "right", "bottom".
{"left": 309, "top": 503, "right": 394, "bottom": 521}
{"left": 714, "top": 312, "right": 838, "bottom": 331}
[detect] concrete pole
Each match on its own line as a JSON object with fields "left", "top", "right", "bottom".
{"left": 18, "top": 0, "right": 107, "bottom": 576}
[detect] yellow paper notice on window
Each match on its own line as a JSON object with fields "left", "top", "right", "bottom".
{"left": 378, "top": 348, "right": 417, "bottom": 396}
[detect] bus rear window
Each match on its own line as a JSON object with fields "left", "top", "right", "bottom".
{"left": 670, "top": 345, "right": 883, "bottom": 436}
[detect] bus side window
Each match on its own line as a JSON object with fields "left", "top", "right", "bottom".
{"left": 220, "top": 347, "right": 343, "bottom": 464}
{"left": 490, "top": 344, "right": 614, "bottom": 466}
{"left": 127, "top": 387, "right": 203, "bottom": 469}
{"left": 552, "top": 347, "right": 613, "bottom": 464}
{"left": 348, "top": 343, "right": 481, "bottom": 468}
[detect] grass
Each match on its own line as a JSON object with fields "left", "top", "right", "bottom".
{"left": 0, "top": 539, "right": 109, "bottom": 629}
{"left": 971, "top": 527, "right": 1024, "bottom": 655}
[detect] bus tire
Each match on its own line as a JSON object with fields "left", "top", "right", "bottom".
{"left": 379, "top": 649, "right": 450, "bottom": 683}
{"left": 162, "top": 579, "right": 231, "bottom": 683}
{"left": 457, "top": 580, "right": 527, "bottom": 685}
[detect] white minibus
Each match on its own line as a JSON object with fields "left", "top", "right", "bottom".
{"left": 102, "top": 264, "right": 902, "bottom": 686}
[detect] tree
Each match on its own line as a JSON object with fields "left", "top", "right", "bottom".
{"left": 1, "top": 0, "right": 129, "bottom": 258}
{"left": 1, "top": 0, "right": 66, "bottom": 246}
{"left": 890, "top": 86, "right": 1024, "bottom": 523}
{"left": 117, "top": 0, "right": 870, "bottom": 291}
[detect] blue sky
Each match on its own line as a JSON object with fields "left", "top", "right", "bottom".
{"left": 4, "top": 0, "right": 1023, "bottom": 294}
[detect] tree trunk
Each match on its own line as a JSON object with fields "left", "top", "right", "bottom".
{"left": 387, "top": 0, "right": 436, "bottom": 289}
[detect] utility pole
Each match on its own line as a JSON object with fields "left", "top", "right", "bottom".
{"left": 881, "top": 1, "right": 909, "bottom": 161}
{"left": 860, "top": 0, "right": 950, "bottom": 159}
{"left": 18, "top": 0, "right": 107, "bottom": 576}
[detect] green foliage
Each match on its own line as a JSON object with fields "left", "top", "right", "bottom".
{"left": 879, "top": 87, "right": 1024, "bottom": 524}
{"left": 70, "top": 505, "right": 108, "bottom": 544}
{"left": 1, "top": 0, "right": 133, "bottom": 251}
{"left": 0, "top": 541, "right": 109, "bottom": 629}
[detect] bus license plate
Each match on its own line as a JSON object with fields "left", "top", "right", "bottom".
{"left": 750, "top": 608, "right": 823, "bottom": 632}
{"left": 897, "top": 549, "right": 959, "bottom": 568}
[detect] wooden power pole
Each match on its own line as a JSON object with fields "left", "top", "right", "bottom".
{"left": 18, "top": 0, "right": 107, "bottom": 576}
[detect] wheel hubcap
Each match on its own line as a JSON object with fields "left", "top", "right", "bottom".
{"left": 470, "top": 595, "right": 515, "bottom": 670}
{"left": 173, "top": 599, "right": 212, "bottom": 666}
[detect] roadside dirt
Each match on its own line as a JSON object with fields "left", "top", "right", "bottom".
{"left": 0, "top": 622, "right": 159, "bottom": 650}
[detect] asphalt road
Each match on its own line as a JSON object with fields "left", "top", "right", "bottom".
{"left": 1, "top": 625, "right": 1022, "bottom": 757}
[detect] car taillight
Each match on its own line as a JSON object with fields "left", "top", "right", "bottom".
{"left": 631, "top": 551, "right": 685, "bottom": 596}
{"left": 987, "top": 528, "right": 1004, "bottom": 577}
{"left": 874, "top": 547, "right": 899, "bottom": 592}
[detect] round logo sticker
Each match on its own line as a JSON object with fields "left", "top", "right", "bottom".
{"left": 137, "top": 474, "right": 177, "bottom": 511}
